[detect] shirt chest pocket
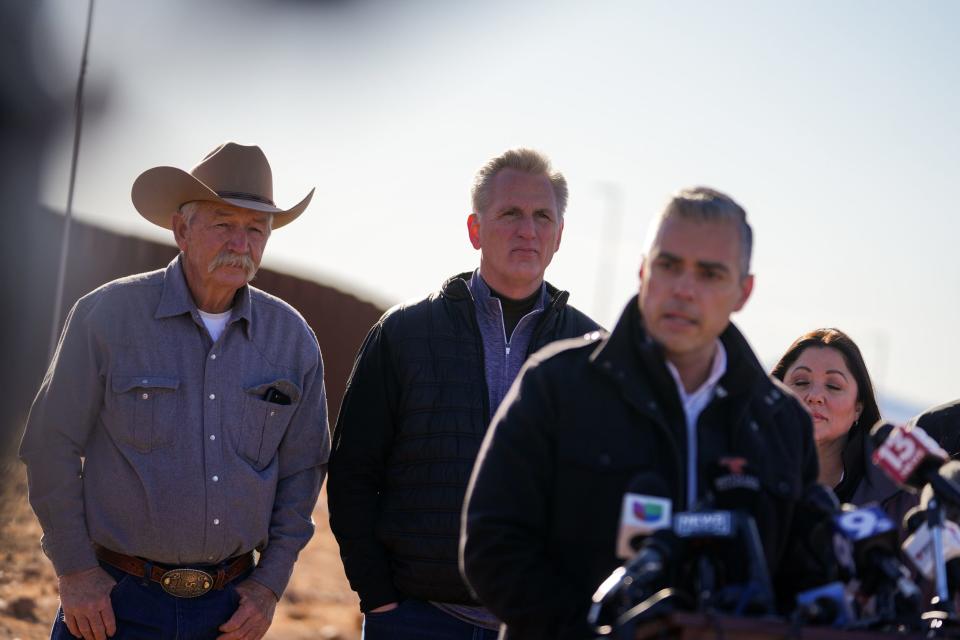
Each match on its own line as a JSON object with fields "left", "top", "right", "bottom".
{"left": 239, "top": 379, "right": 301, "bottom": 470}
{"left": 110, "top": 375, "right": 180, "bottom": 452}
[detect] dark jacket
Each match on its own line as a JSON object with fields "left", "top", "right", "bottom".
{"left": 910, "top": 400, "right": 960, "bottom": 458}
{"left": 846, "top": 433, "right": 917, "bottom": 536}
{"left": 462, "top": 297, "right": 822, "bottom": 639}
{"left": 328, "top": 272, "right": 600, "bottom": 611}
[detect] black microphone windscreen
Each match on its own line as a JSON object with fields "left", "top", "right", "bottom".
{"left": 947, "top": 558, "right": 960, "bottom": 595}
{"left": 870, "top": 421, "right": 896, "bottom": 449}
{"left": 902, "top": 506, "right": 926, "bottom": 535}
{"left": 920, "top": 460, "right": 960, "bottom": 521}
{"left": 626, "top": 527, "right": 682, "bottom": 578}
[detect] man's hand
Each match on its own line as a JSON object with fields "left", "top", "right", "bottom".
{"left": 217, "top": 578, "right": 278, "bottom": 640}
{"left": 58, "top": 566, "right": 117, "bottom": 640}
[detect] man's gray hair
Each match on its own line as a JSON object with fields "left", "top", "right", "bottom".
{"left": 471, "top": 148, "right": 568, "bottom": 218}
{"left": 647, "top": 186, "right": 753, "bottom": 277}
{"left": 178, "top": 201, "right": 204, "bottom": 226}
{"left": 177, "top": 200, "right": 274, "bottom": 230}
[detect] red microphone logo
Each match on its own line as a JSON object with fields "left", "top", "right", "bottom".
{"left": 719, "top": 456, "right": 749, "bottom": 475}
{"left": 872, "top": 424, "right": 946, "bottom": 486}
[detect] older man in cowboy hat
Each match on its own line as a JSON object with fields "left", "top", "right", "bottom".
{"left": 20, "top": 142, "right": 328, "bottom": 640}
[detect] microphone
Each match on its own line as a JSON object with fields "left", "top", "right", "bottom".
{"left": 592, "top": 499, "right": 774, "bottom": 626}
{"left": 903, "top": 506, "right": 926, "bottom": 536}
{"left": 589, "top": 528, "right": 682, "bottom": 629}
{"left": 834, "top": 503, "right": 921, "bottom": 626}
{"left": 788, "top": 487, "right": 857, "bottom": 628}
{"left": 690, "top": 458, "right": 775, "bottom": 614}
{"left": 833, "top": 504, "right": 905, "bottom": 595}
{"left": 921, "top": 461, "right": 960, "bottom": 521}
{"left": 592, "top": 459, "right": 777, "bottom": 632}
{"left": 902, "top": 465, "right": 960, "bottom": 595}
{"left": 924, "top": 462, "right": 960, "bottom": 599}
{"left": 870, "top": 423, "right": 960, "bottom": 509}
{"left": 901, "top": 518, "right": 960, "bottom": 581}
{"left": 795, "top": 581, "right": 855, "bottom": 627}
{"left": 616, "top": 474, "right": 672, "bottom": 560}
{"left": 669, "top": 511, "right": 775, "bottom": 615}
{"left": 793, "top": 484, "right": 853, "bottom": 585}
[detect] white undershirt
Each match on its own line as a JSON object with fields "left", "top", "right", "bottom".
{"left": 664, "top": 340, "right": 728, "bottom": 509}
{"left": 198, "top": 308, "right": 232, "bottom": 343}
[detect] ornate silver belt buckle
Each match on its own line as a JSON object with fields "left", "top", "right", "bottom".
{"left": 160, "top": 568, "right": 214, "bottom": 598}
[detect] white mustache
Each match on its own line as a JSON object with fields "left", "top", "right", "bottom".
{"left": 208, "top": 252, "right": 256, "bottom": 281}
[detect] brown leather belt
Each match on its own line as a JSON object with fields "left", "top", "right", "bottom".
{"left": 94, "top": 545, "right": 254, "bottom": 598}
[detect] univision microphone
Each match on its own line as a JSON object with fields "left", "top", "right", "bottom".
{"left": 614, "top": 473, "right": 672, "bottom": 560}
{"left": 588, "top": 527, "right": 682, "bottom": 633}
{"left": 592, "top": 460, "right": 776, "bottom": 630}
{"left": 590, "top": 474, "right": 675, "bottom": 632}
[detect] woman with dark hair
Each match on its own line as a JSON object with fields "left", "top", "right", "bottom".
{"left": 772, "top": 329, "right": 914, "bottom": 518}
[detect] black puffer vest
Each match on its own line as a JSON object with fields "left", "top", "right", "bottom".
{"left": 379, "top": 272, "right": 599, "bottom": 603}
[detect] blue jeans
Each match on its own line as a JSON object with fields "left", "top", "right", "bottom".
{"left": 362, "top": 599, "right": 500, "bottom": 640}
{"left": 51, "top": 561, "right": 251, "bottom": 640}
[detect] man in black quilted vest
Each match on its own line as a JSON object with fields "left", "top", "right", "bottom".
{"left": 328, "top": 148, "right": 600, "bottom": 639}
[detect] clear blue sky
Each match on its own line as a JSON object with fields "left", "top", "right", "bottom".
{"left": 39, "top": 0, "right": 960, "bottom": 416}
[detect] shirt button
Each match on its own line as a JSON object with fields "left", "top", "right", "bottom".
{"left": 208, "top": 556, "right": 214, "bottom": 561}
{"left": 212, "top": 475, "right": 219, "bottom": 482}
{"left": 141, "top": 393, "right": 149, "bottom": 400}
{"left": 209, "top": 434, "right": 216, "bottom": 441}
{"left": 210, "top": 354, "right": 217, "bottom": 360}
{"left": 141, "top": 379, "right": 148, "bottom": 384}
{"left": 213, "top": 518, "right": 220, "bottom": 525}
{"left": 209, "top": 393, "right": 216, "bottom": 400}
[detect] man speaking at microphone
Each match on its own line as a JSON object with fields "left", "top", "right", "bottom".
{"left": 461, "top": 187, "right": 824, "bottom": 639}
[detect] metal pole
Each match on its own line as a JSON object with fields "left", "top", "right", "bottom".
{"left": 929, "top": 496, "right": 951, "bottom": 607}
{"left": 594, "top": 182, "right": 623, "bottom": 321}
{"left": 48, "top": 0, "right": 95, "bottom": 360}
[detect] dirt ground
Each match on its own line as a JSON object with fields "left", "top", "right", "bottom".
{"left": 0, "top": 461, "right": 361, "bottom": 640}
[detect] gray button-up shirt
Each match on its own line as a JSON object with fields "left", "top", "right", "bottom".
{"left": 20, "top": 255, "right": 329, "bottom": 597}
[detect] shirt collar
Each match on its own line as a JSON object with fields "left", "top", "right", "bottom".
{"left": 154, "top": 254, "right": 254, "bottom": 340}
{"left": 665, "top": 339, "right": 728, "bottom": 405}
{"left": 468, "top": 269, "right": 546, "bottom": 317}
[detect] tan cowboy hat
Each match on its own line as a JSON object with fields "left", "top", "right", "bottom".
{"left": 131, "top": 141, "right": 314, "bottom": 229}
